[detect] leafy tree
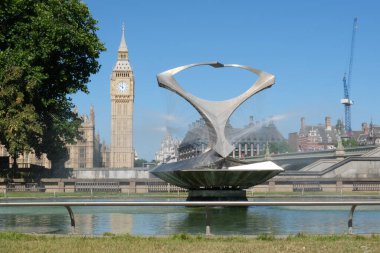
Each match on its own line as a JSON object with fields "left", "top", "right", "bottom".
{"left": 341, "top": 138, "right": 358, "bottom": 148}
{"left": 134, "top": 159, "right": 148, "bottom": 168}
{"left": 269, "top": 141, "right": 290, "bottom": 154}
{"left": 0, "top": 0, "right": 105, "bottom": 172}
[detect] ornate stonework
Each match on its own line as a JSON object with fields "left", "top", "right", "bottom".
{"left": 155, "top": 133, "right": 181, "bottom": 164}
{"left": 110, "top": 24, "right": 134, "bottom": 168}
{"left": 65, "top": 106, "right": 103, "bottom": 169}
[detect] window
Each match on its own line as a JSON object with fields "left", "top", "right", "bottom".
{"left": 79, "top": 147, "right": 86, "bottom": 159}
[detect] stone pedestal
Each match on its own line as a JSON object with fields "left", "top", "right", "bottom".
{"left": 187, "top": 189, "right": 247, "bottom": 201}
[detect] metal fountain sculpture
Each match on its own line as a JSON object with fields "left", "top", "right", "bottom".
{"left": 150, "top": 62, "right": 284, "bottom": 200}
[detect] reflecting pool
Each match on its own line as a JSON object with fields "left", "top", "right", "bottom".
{"left": 1, "top": 198, "right": 380, "bottom": 235}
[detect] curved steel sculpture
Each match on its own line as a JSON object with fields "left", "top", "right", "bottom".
{"left": 151, "top": 62, "right": 283, "bottom": 200}
{"left": 157, "top": 62, "right": 275, "bottom": 158}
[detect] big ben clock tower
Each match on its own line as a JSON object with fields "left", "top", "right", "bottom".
{"left": 110, "top": 24, "right": 134, "bottom": 168}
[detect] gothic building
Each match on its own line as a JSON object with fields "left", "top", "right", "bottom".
{"left": 0, "top": 106, "right": 105, "bottom": 170}
{"left": 110, "top": 24, "right": 135, "bottom": 168}
{"left": 178, "top": 116, "right": 285, "bottom": 160}
{"left": 65, "top": 106, "right": 104, "bottom": 169}
{"left": 66, "top": 24, "right": 134, "bottom": 169}
{"left": 0, "top": 145, "right": 50, "bottom": 169}
{"left": 155, "top": 133, "right": 181, "bottom": 164}
{"left": 357, "top": 122, "right": 380, "bottom": 146}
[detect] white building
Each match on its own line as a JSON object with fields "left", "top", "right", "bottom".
{"left": 155, "top": 133, "right": 181, "bottom": 164}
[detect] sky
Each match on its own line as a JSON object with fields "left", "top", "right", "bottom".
{"left": 73, "top": 0, "right": 380, "bottom": 160}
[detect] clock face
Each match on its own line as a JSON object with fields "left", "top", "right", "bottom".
{"left": 117, "top": 81, "right": 128, "bottom": 92}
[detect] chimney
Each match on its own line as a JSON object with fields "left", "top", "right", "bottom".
{"left": 325, "top": 116, "right": 331, "bottom": 130}
{"left": 301, "top": 117, "right": 305, "bottom": 132}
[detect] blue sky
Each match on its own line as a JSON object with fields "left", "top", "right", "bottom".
{"left": 74, "top": 0, "right": 380, "bottom": 160}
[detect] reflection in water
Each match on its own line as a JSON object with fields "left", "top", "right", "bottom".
{"left": 175, "top": 207, "right": 284, "bottom": 235}
{"left": 1, "top": 200, "right": 380, "bottom": 235}
{"left": 73, "top": 213, "right": 133, "bottom": 235}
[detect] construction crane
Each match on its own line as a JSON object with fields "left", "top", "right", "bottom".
{"left": 341, "top": 17, "right": 358, "bottom": 136}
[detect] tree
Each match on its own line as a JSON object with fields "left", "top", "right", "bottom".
{"left": 341, "top": 138, "right": 358, "bottom": 148}
{"left": 0, "top": 0, "right": 105, "bottom": 173}
{"left": 134, "top": 159, "right": 148, "bottom": 168}
{"left": 269, "top": 141, "right": 290, "bottom": 154}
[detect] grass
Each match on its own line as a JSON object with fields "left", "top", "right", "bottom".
{"left": 0, "top": 232, "right": 379, "bottom": 253}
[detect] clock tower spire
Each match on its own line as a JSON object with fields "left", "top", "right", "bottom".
{"left": 118, "top": 22, "right": 128, "bottom": 59}
{"left": 110, "top": 23, "right": 135, "bottom": 168}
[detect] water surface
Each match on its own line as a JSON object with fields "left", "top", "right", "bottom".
{"left": 1, "top": 197, "right": 379, "bottom": 235}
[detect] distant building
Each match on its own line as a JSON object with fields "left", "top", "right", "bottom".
{"left": 288, "top": 132, "right": 299, "bottom": 152}
{"left": 101, "top": 141, "right": 111, "bottom": 168}
{"left": 298, "top": 116, "right": 344, "bottom": 151}
{"left": 155, "top": 133, "right": 181, "bottom": 164}
{"left": 1, "top": 106, "right": 108, "bottom": 170}
{"left": 0, "top": 145, "right": 50, "bottom": 169}
{"left": 65, "top": 106, "right": 105, "bottom": 169}
{"left": 357, "top": 122, "right": 380, "bottom": 146}
{"left": 178, "top": 119, "right": 209, "bottom": 160}
{"left": 178, "top": 116, "right": 285, "bottom": 160}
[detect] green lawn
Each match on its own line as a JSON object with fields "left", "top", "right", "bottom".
{"left": 0, "top": 232, "right": 379, "bottom": 253}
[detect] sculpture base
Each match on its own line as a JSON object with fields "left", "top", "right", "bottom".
{"left": 187, "top": 189, "right": 247, "bottom": 201}
{"left": 150, "top": 153, "right": 284, "bottom": 190}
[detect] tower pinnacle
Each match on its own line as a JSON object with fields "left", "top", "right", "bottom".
{"left": 114, "top": 23, "right": 131, "bottom": 69}
{"left": 118, "top": 22, "right": 128, "bottom": 52}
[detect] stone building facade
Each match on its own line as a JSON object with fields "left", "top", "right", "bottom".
{"left": 1, "top": 106, "right": 107, "bottom": 170}
{"left": 0, "top": 145, "right": 51, "bottom": 169}
{"left": 155, "top": 133, "right": 181, "bottom": 164}
{"left": 65, "top": 106, "right": 104, "bottom": 169}
{"left": 178, "top": 116, "right": 285, "bottom": 160}
{"left": 110, "top": 24, "right": 135, "bottom": 168}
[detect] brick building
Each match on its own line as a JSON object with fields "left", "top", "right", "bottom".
{"left": 297, "top": 116, "right": 344, "bottom": 151}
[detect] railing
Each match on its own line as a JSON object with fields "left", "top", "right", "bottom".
{"left": 1, "top": 201, "right": 380, "bottom": 235}
{"left": 245, "top": 145, "right": 377, "bottom": 162}
{"left": 292, "top": 182, "right": 322, "bottom": 192}
{"left": 1, "top": 182, "right": 189, "bottom": 195}
{"left": 6, "top": 183, "right": 41, "bottom": 192}
{"left": 353, "top": 182, "right": 380, "bottom": 191}
{"left": 74, "top": 181, "right": 121, "bottom": 192}
{"left": 147, "top": 182, "right": 187, "bottom": 193}
{"left": 2, "top": 184, "right": 380, "bottom": 197}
